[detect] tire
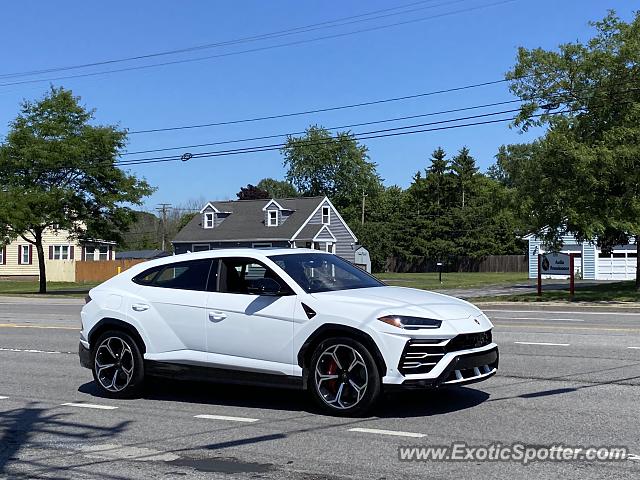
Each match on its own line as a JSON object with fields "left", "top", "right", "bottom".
{"left": 308, "top": 337, "right": 381, "bottom": 416}
{"left": 91, "top": 330, "right": 145, "bottom": 398}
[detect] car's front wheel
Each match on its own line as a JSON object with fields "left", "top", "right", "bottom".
{"left": 92, "top": 330, "right": 144, "bottom": 398}
{"left": 308, "top": 337, "right": 381, "bottom": 416}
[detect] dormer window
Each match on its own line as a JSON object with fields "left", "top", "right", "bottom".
{"left": 268, "top": 210, "right": 278, "bottom": 227}
{"left": 204, "top": 212, "right": 214, "bottom": 229}
{"left": 322, "top": 206, "right": 330, "bottom": 225}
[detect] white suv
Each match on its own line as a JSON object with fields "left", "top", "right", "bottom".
{"left": 79, "top": 248, "right": 498, "bottom": 415}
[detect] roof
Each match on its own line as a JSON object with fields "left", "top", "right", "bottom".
{"left": 115, "top": 249, "right": 170, "bottom": 260}
{"left": 292, "top": 224, "right": 324, "bottom": 241}
{"left": 172, "top": 197, "right": 326, "bottom": 243}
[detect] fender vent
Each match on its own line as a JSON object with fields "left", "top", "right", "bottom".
{"left": 301, "top": 303, "right": 316, "bottom": 319}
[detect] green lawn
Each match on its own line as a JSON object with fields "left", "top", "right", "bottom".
{"left": 377, "top": 272, "right": 529, "bottom": 290}
{"left": 0, "top": 281, "right": 99, "bottom": 297}
{"left": 472, "top": 281, "right": 640, "bottom": 303}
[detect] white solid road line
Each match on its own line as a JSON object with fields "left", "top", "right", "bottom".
{"left": 0, "top": 347, "right": 73, "bottom": 354}
{"left": 514, "top": 341, "right": 570, "bottom": 347}
{"left": 628, "top": 347, "right": 640, "bottom": 350}
{"left": 484, "top": 309, "right": 640, "bottom": 316}
{"left": 61, "top": 402, "right": 118, "bottom": 410}
{"left": 194, "top": 414, "right": 259, "bottom": 423}
{"left": 0, "top": 396, "right": 8, "bottom": 400}
{"left": 348, "top": 427, "right": 426, "bottom": 438}
{"left": 492, "top": 317, "right": 585, "bottom": 322}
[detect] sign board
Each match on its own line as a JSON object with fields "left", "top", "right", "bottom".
{"left": 540, "top": 252, "right": 570, "bottom": 275}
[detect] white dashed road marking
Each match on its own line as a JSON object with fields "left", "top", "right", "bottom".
{"left": 492, "top": 317, "right": 584, "bottom": 322}
{"left": 61, "top": 403, "right": 118, "bottom": 410}
{"left": 348, "top": 428, "right": 425, "bottom": 438}
{"left": 628, "top": 347, "right": 640, "bottom": 350}
{"left": 194, "top": 414, "right": 259, "bottom": 423}
{"left": 0, "top": 347, "right": 73, "bottom": 354}
{"left": 0, "top": 396, "right": 8, "bottom": 400}
{"left": 484, "top": 309, "right": 640, "bottom": 316}
{"left": 514, "top": 341, "right": 570, "bottom": 347}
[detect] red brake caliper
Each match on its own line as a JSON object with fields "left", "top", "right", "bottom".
{"left": 326, "top": 359, "right": 339, "bottom": 394}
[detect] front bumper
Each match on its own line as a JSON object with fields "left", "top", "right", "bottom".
{"left": 395, "top": 346, "right": 499, "bottom": 390}
{"left": 79, "top": 342, "right": 92, "bottom": 369}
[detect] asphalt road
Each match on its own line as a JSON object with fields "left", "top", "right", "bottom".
{"left": 1, "top": 297, "right": 639, "bottom": 479}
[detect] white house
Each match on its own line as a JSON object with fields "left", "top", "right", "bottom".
{"left": 0, "top": 227, "right": 115, "bottom": 281}
{"left": 524, "top": 231, "right": 637, "bottom": 280}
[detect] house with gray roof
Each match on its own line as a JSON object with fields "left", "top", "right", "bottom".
{"left": 172, "top": 196, "right": 364, "bottom": 265}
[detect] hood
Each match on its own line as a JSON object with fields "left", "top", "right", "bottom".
{"left": 311, "top": 286, "right": 482, "bottom": 321}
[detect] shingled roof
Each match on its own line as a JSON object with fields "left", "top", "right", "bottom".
{"left": 172, "top": 196, "right": 325, "bottom": 243}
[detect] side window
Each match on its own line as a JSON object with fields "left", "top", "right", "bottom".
{"left": 132, "top": 265, "right": 164, "bottom": 285}
{"left": 218, "top": 257, "right": 292, "bottom": 295}
{"left": 134, "top": 259, "right": 214, "bottom": 291}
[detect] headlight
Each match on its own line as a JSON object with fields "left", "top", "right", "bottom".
{"left": 377, "top": 315, "right": 442, "bottom": 330}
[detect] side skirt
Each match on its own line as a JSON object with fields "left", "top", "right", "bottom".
{"left": 144, "top": 361, "right": 304, "bottom": 390}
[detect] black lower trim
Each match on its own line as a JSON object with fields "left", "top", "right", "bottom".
{"left": 387, "top": 346, "right": 499, "bottom": 391}
{"left": 144, "top": 361, "right": 304, "bottom": 390}
{"left": 79, "top": 342, "right": 92, "bottom": 369}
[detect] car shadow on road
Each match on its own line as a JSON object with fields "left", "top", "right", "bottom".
{"left": 79, "top": 379, "right": 490, "bottom": 418}
{"left": 376, "top": 387, "right": 490, "bottom": 418}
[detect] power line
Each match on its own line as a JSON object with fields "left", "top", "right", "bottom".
{"left": 119, "top": 107, "right": 524, "bottom": 165}
{"left": 0, "top": 0, "right": 518, "bottom": 88}
{"left": 0, "top": 0, "right": 458, "bottom": 80}
{"left": 128, "top": 78, "right": 510, "bottom": 134}
{"left": 114, "top": 112, "right": 553, "bottom": 168}
{"left": 122, "top": 99, "right": 523, "bottom": 155}
{"left": 117, "top": 98, "right": 634, "bottom": 168}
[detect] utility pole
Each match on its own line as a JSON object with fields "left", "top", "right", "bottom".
{"left": 156, "top": 203, "right": 172, "bottom": 251}
{"left": 361, "top": 189, "right": 367, "bottom": 225}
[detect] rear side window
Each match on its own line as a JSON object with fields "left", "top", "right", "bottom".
{"left": 132, "top": 265, "right": 163, "bottom": 285}
{"left": 133, "top": 259, "right": 215, "bottom": 291}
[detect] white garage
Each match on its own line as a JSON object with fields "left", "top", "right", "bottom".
{"left": 597, "top": 249, "right": 638, "bottom": 280}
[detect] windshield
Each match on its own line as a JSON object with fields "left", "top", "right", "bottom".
{"left": 268, "top": 252, "right": 384, "bottom": 293}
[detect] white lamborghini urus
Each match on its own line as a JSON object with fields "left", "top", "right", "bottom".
{"left": 79, "top": 248, "right": 498, "bottom": 415}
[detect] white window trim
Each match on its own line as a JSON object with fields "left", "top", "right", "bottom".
{"left": 204, "top": 212, "right": 215, "bottom": 229}
{"left": 98, "top": 245, "right": 109, "bottom": 261}
{"left": 267, "top": 210, "right": 278, "bottom": 227}
{"left": 262, "top": 199, "right": 284, "bottom": 211}
{"left": 322, "top": 206, "right": 330, "bottom": 225}
{"left": 0, "top": 248, "right": 4, "bottom": 264}
{"left": 53, "top": 244, "right": 71, "bottom": 260}
{"left": 20, "top": 245, "right": 30, "bottom": 265}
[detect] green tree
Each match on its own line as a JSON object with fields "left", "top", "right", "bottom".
{"left": 236, "top": 184, "right": 269, "bottom": 200}
{"left": 281, "top": 126, "right": 382, "bottom": 213}
{"left": 450, "top": 147, "right": 479, "bottom": 209}
{"left": 505, "top": 10, "right": 640, "bottom": 288}
{"left": 0, "top": 87, "right": 154, "bottom": 293}
{"left": 256, "top": 178, "right": 298, "bottom": 198}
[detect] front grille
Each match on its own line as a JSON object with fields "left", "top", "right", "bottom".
{"left": 447, "top": 330, "right": 492, "bottom": 351}
{"left": 398, "top": 330, "right": 492, "bottom": 375}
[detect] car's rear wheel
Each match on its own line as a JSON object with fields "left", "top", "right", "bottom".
{"left": 308, "top": 337, "right": 381, "bottom": 416}
{"left": 92, "top": 331, "right": 144, "bottom": 398}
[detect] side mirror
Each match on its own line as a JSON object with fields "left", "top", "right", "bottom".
{"left": 247, "top": 278, "right": 282, "bottom": 296}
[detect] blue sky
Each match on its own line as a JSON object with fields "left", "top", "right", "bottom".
{"left": 1, "top": 0, "right": 636, "bottom": 209}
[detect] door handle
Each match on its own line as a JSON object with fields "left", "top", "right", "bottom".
{"left": 131, "top": 303, "right": 149, "bottom": 312}
{"left": 209, "top": 311, "right": 227, "bottom": 322}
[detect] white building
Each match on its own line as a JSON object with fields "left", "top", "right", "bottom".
{"left": 524, "top": 232, "right": 637, "bottom": 280}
